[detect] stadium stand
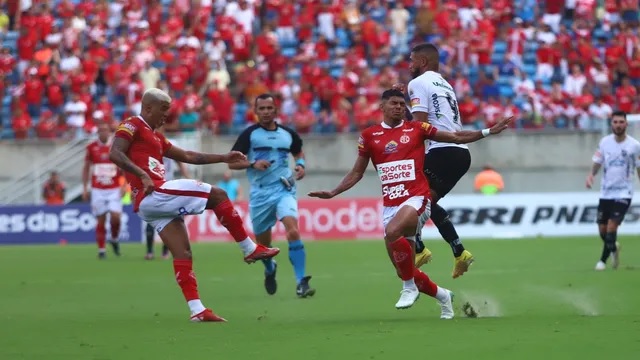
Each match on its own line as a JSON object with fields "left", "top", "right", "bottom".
{"left": 0, "top": 0, "right": 638, "bottom": 139}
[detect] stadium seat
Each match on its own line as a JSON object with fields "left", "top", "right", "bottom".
{"left": 493, "top": 41, "right": 507, "bottom": 53}
{"left": 499, "top": 85, "right": 515, "bottom": 98}
{"left": 523, "top": 64, "right": 537, "bottom": 78}
{"left": 523, "top": 52, "right": 537, "bottom": 64}
{"left": 282, "top": 47, "right": 297, "bottom": 58}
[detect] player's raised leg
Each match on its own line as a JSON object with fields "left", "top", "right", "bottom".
{"left": 157, "top": 218, "right": 226, "bottom": 322}
{"left": 205, "top": 186, "right": 279, "bottom": 262}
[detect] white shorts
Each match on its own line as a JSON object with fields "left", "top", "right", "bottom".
{"left": 91, "top": 188, "right": 123, "bottom": 216}
{"left": 139, "top": 179, "right": 212, "bottom": 233}
{"left": 382, "top": 196, "right": 431, "bottom": 241}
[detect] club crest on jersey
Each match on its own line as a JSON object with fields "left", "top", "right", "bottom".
{"left": 400, "top": 135, "right": 410, "bottom": 144}
{"left": 148, "top": 156, "right": 166, "bottom": 178}
{"left": 384, "top": 140, "right": 398, "bottom": 154}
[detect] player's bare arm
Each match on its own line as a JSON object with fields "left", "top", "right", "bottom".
{"left": 293, "top": 150, "right": 306, "bottom": 180}
{"left": 308, "top": 154, "right": 369, "bottom": 199}
{"left": 164, "top": 145, "right": 246, "bottom": 165}
{"left": 586, "top": 163, "right": 601, "bottom": 189}
{"left": 411, "top": 111, "right": 429, "bottom": 123}
{"left": 110, "top": 137, "right": 155, "bottom": 194}
{"left": 82, "top": 156, "right": 91, "bottom": 201}
{"left": 432, "top": 116, "right": 513, "bottom": 144}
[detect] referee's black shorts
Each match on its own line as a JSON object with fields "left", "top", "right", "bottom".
{"left": 423, "top": 147, "right": 471, "bottom": 198}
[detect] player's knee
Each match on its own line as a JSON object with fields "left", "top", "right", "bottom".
{"left": 285, "top": 226, "right": 300, "bottom": 241}
{"left": 208, "top": 187, "right": 229, "bottom": 207}
{"left": 384, "top": 225, "right": 403, "bottom": 243}
{"left": 430, "top": 204, "right": 449, "bottom": 225}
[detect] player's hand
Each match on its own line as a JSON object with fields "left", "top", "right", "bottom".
{"left": 489, "top": 116, "right": 513, "bottom": 135}
{"left": 295, "top": 165, "right": 305, "bottom": 180}
{"left": 307, "top": 190, "right": 335, "bottom": 199}
{"left": 392, "top": 83, "right": 406, "bottom": 94}
{"left": 253, "top": 160, "right": 271, "bottom": 170}
{"left": 141, "top": 174, "right": 155, "bottom": 195}
{"left": 82, "top": 190, "right": 89, "bottom": 202}
{"left": 223, "top": 151, "right": 247, "bottom": 164}
{"left": 586, "top": 174, "right": 594, "bottom": 189}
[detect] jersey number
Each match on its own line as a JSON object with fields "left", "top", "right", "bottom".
{"left": 444, "top": 92, "right": 460, "bottom": 124}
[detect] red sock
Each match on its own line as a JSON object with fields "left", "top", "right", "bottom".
{"left": 110, "top": 221, "right": 120, "bottom": 241}
{"left": 213, "top": 199, "right": 249, "bottom": 242}
{"left": 389, "top": 237, "right": 415, "bottom": 281}
{"left": 414, "top": 269, "right": 438, "bottom": 297}
{"left": 96, "top": 223, "right": 106, "bottom": 250}
{"left": 173, "top": 259, "right": 200, "bottom": 302}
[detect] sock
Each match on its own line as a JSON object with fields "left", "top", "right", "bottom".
{"left": 288, "top": 240, "right": 306, "bottom": 284}
{"left": 413, "top": 269, "right": 437, "bottom": 297}
{"left": 402, "top": 278, "right": 416, "bottom": 290}
{"left": 96, "top": 223, "right": 106, "bottom": 252}
{"left": 187, "top": 299, "right": 206, "bottom": 316}
{"left": 389, "top": 237, "right": 415, "bottom": 281}
{"left": 213, "top": 200, "right": 250, "bottom": 242}
{"left": 599, "top": 233, "right": 611, "bottom": 263}
{"left": 432, "top": 204, "right": 465, "bottom": 257}
{"left": 146, "top": 224, "right": 155, "bottom": 254}
{"left": 110, "top": 221, "right": 121, "bottom": 242}
{"left": 434, "top": 286, "right": 450, "bottom": 303}
{"left": 173, "top": 259, "right": 201, "bottom": 313}
{"left": 605, "top": 232, "right": 618, "bottom": 253}
{"left": 238, "top": 238, "right": 257, "bottom": 256}
{"left": 262, "top": 258, "right": 276, "bottom": 274}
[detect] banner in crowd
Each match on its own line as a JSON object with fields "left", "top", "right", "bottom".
{"left": 0, "top": 204, "right": 143, "bottom": 245}
{"left": 185, "top": 192, "right": 640, "bottom": 241}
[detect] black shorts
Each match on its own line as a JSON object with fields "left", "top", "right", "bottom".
{"left": 423, "top": 147, "right": 471, "bottom": 198}
{"left": 597, "top": 199, "right": 631, "bottom": 225}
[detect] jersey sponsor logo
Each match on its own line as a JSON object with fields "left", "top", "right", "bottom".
{"left": 148, "top": 156, "right": 166, "bottom": 178}
{"left": 94, "top": 164, "right": 118, "bottom": 185}
{"left": 384, "top": 140, "right": 398, "bottom": 154}
{"left": 431, "top": 93, "right": 442, "bottom": 119}
{"left": 382, "top": 183, "right": 410, "bottom": 200}
{"left": 400, "top": 134, "right": 410, "bottom": 144}
{"left": 402, "top": 128, "right": 414, "bottom": 132}
{"left": 432, "top": 81, "right": 454, "bottom": 92}
{"left": 117, "top": 122, "right": 136, "bottom": 136}
{"left": 372, "top": 131, "right": 384, "bottom": 136}
{"left": 377, "top": 159, "right": 416, "bottom": 185}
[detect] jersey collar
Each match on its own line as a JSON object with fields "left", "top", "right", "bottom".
{"left": 381, "top": 120, "right": 404, "bottom": 129}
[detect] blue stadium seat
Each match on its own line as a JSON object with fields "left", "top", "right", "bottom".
{"left": 523, "top": 52, "right": 537, "bottom": 64}
{"left": 330, "top": 67, "right": 343, "bottom": 78}
{"left": 5, "top": 31, "right": 18, "bottom": 41}
{"left": 523, "top": 64, "right": 537, "bottom": 78}
{"left": 493, "top": 41, "right": 507, "bottom": 53}
{"left": 0, "top": 128, "right": 14, "bottom": 140}
{"left": 282, "top": 47, "right": 297, "bottom": 58}
{"left": 497, "top": 76, "right": 513, "bottom": 87}
{"left": 499, "top": 85, "right": 515, "bottom": 98}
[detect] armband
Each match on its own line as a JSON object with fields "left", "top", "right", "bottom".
{"left": 481, "top": 129, "right": 491, "bottom": 137}
{"left": 296, "top": 159, "right": 305, "bottom": 169}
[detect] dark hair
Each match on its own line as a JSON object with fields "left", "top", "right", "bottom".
{"left": 411, "top": 43, "right": 439, "bottom": 56}
{"left": 381, "top": 89, "right": 405, "bottom": 100}
{"left": 612, "top": 110, "right": 627, "bottom": 119}
{"left": 254, "top": 93, "right": 275, "bottom": 106}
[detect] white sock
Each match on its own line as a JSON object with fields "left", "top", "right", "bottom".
{"left": 402, "top": 279, "right": 417, "bottom": 290}
{"left": 435, "top": 287, "right": 450, "bottom": 302}
{"left": 238, "top": 238, "right": 257, "bottom": 256}
{"left": 188, "top": 299, "right": 206, "bottom": 316}
{"left": 98, "top": 248, "right": 106, "bottom": 253}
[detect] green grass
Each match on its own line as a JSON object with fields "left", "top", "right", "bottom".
{"left": 1, "top": 237, "right": 639, "bottom": 359}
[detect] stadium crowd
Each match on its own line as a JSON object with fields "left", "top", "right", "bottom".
{"left": 0, "top": 0, "right": 639, "bottom": 139}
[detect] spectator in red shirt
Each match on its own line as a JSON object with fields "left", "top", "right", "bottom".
{"left": 23, "top": 70, "right": 44, "bottom": 118}
{"left": 12, "top": 107, "right": 31, "bottom": 139}
{"left": 291, "top": 104, "right": 316, "bottom": 134}
{"left": 36, "top": 110, "right": 59, "bottom": 139}
{"left": 616, "top": 76, "right": 637, "bottom": 113}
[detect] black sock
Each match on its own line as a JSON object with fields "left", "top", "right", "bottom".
{"left": 605, "top": 232, "right": 618, "bottom": 254}
{"left": 146, "top": 224, "right": 155, "bottom": 254}
{"left": 110, "top": 240, "right": 120, "bottom": 255}
{"left": 432, "top": 204, "right": 465, "bottom": 257}
{"left": 599, "top": 233, "right": 610, "bottom": 263}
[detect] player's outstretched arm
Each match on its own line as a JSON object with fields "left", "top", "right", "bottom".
{"left": 110, "top": 137, "right": 155, "bottom": 194}
{"left": 432, "top": 116, "right": 513, "bottom": 144}
{"left": 308, "top": 155, "right": 369, "bottom": 199}
{"left": 164, "top": 145, "right": 247, "bottom": 165}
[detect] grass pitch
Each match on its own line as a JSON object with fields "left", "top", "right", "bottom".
{"left": 0, "top": 237, "right": 639, "bottom": 359}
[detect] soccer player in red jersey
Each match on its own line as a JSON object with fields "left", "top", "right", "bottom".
{"left": 83, "top": 123, "right": 126, "bottom": 259}
{"left": 309, "top": 90, "right": 511, "bottom": 317}
{"left": 110, "top": 89, "right": 280, "bottom": 322}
